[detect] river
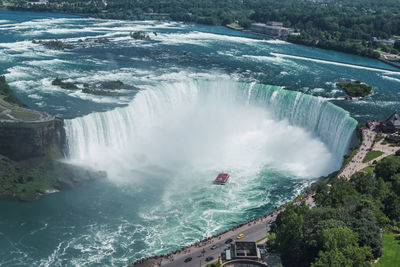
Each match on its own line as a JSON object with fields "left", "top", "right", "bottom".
{"left": 0, "top": 10, "right": 399, "bottom": 266}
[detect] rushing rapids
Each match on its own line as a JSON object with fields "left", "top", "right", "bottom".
{"left": 3, "top": 10, "right": 391, "bottom": 265}
{"left": 65, "top": 79, "right": 357, "bottom": 178}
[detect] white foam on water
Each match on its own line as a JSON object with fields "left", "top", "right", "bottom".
{"left": 263, "top": 39, "right": 288, "bottom": 44}
{"left": 153, "top": 31, "right": 265, "bottom": 47}
{"left": 272, "top": 52, "right": 400, "bottom": 74}
{"left": 65, "top": 79, "right": 355, "bottom": 181}
{"left": 381, "top": 75, "right": 400, "bottom": 83}
{"left": 242, "top": 54, "right": 289, "bottom": 63}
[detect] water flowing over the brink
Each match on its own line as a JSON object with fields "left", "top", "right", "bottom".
{"left": 65, "top": 79, "right": 357, "bottom": 176}
{"left": 243, "top": 82, "right": 358, "bottom": 158}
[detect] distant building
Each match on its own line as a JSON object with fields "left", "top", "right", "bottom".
{"left": 28, "top": 0, "right": 48, "bottom": 5}
{"left": 266, "top": 21, "right": 283, "bottom": 27}
{"left": 371, "top": 37, "right": 396, "bottom": 45}
{"left": 376, "top": 110, "right": 400, "bottom": 133}
{"left": 143, "top": 13, "right": 170, "bottom": 20}
{"left": 250, "top": 22, "right": 293, "bottom": 38}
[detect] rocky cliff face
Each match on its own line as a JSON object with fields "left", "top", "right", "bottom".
{"left": 0, "top": 118, "right": 106, "bottom": 201}
{"left": 0, "top": 118, "right": 66, "bottom": 161}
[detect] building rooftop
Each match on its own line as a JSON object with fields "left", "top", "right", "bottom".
{"left": 234, "top": 242, "right": 258, "bottom": 258}
{"left": 384, "top": 110, "right": 400, "bottom": 127}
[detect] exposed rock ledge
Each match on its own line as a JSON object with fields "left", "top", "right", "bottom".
{"left": 0, "top": 112, "right": 105, "bottom": 201}
{"left": 0, "top": 118, "right": 66, "bottom": 161}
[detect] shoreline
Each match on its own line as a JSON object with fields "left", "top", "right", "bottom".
{"left": 132, "top": 124, "right": 386, "bottom": 266}
{"left": 1, "top": 7, "right": 393, "bottom": 265}
{"left": 129, "top": 193, "right": 315, "bottom": 266}
{"left": 0, "top": 7, "right": 397, "bottom": 67}
{"left": 378, "top": 58, "right": 400, "bottom": 70}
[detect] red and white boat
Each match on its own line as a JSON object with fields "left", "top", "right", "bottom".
{"left": 214, "top": 173, "right": 229, "bottom": 185}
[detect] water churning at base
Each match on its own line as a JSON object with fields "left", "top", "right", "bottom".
{"left": 64, "top": 79, "right": 357, "bottom": 178}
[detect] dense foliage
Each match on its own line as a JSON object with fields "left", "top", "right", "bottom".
{"left": 0, "top": 76, "right": 25, "bottom": 107}
{"left": 336, "top": 80, "right": 372, "bottom": 98}
{"left": 268, "top": 156, "right": 400, "bottom": 266}
{"left": 5, "top": 0, "right": 400, "bottom": 58}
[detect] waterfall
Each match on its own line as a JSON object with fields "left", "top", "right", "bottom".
{"left": 241, "top": 83, "right": 357, "bottom": 157}
{"left": 64, "top": 79, "right": 357, "bottom": 177}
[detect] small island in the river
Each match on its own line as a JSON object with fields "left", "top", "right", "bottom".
{"left": 336, "top": 80, "right": 372, "bottom": 98}
{"left": 32, "top": 39, "right": 75, "bottom": 50}
{"left": 52, "top": 77, "right": 78, "bottom": 90}
{"left": 130, "top": 31, "right": 151, "bottom": 41}
{"left": 52, "top": 78, "right": 138, "bottom": 96}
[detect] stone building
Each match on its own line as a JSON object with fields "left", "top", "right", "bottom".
{"left": 377, "top": 110, "right": 400, "bottom": 133}
{"left": 250, "top": 22, "right": 293, "bottom": 38}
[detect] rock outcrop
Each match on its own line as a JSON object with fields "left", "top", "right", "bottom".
{"left": 0, "top": 118, "right": 66, "bottom": 161}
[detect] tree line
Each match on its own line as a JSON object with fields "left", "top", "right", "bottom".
{"left": 4, "top": 0, "right": 400, "bottom": 57}
{"left": 267, "top": 155, "right": 400, "bottom": 266}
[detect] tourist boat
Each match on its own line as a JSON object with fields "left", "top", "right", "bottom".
{"left": 214, "top": 173, "right": 229, "bottom": 185}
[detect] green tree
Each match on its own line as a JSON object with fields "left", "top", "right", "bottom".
{"left": 375, "top": 156, "right": 400, "bottom": 181}
{"left": 321, "top": 227, "right": 358, "bottom": 251}
{"left": 312, "top": 227, "right": 372, "bottom": 266}
{"left": 274, "top": 203, "right": 310, "bottom": 267}
{"left": 394, "top": 41, "right": 400, "bottom": 50}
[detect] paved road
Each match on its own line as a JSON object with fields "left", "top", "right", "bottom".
{"left": 161, "top": 218, "right": 273, "bottom": 267}
{"left": 131, "top": 194, "right": 316, "bottom": 267}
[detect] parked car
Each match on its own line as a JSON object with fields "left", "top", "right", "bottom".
{"left": 184, "top": 257, "right": 192, "bottom": 263}
{"left": 225, "top": 238, "right": 233, "bottom": 244}
{"left": 206, "top": 256, "right": 214, "bottom": 262}
{"left": 210, "top": 245, "right": 217, "bottom": 250}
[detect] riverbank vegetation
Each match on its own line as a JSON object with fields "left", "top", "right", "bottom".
{"left": 0, "top": 147, "right": 105, "bottom": 201}
{"left": 4, "top": 0, "right": 400, "bottom": 58}
{"left": 267, "top": 155, "right": 400, "bottom": 266}
{"left": 0, "top": 75, "right": 25, "bottom": 107}
{"left": 337, "top": 80, "right": 372, "bottom": 98}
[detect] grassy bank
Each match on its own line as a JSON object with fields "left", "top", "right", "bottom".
{"left": 377, "top": 232, "right": 400, "bottom": 267}
{"left": 337, "top": 80, "right": 372, "bottom": 98}
{"left": 363, "top": 150, "right": 384, "bottom": 163}
{"left": 0, "top": 146, "right": 105, "bottom": 201}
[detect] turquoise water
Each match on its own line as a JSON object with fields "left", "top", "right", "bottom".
{"left": 0, "top": 10, "right": 398, "bottom": 266}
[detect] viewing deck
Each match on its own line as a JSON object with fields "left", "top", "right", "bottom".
{"left": 0, "top": 97, "right": 54, "bottom": 124}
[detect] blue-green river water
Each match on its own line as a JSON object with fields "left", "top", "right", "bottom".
{"left": 0, "top": 10, "right": 399, "bottom": 266}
